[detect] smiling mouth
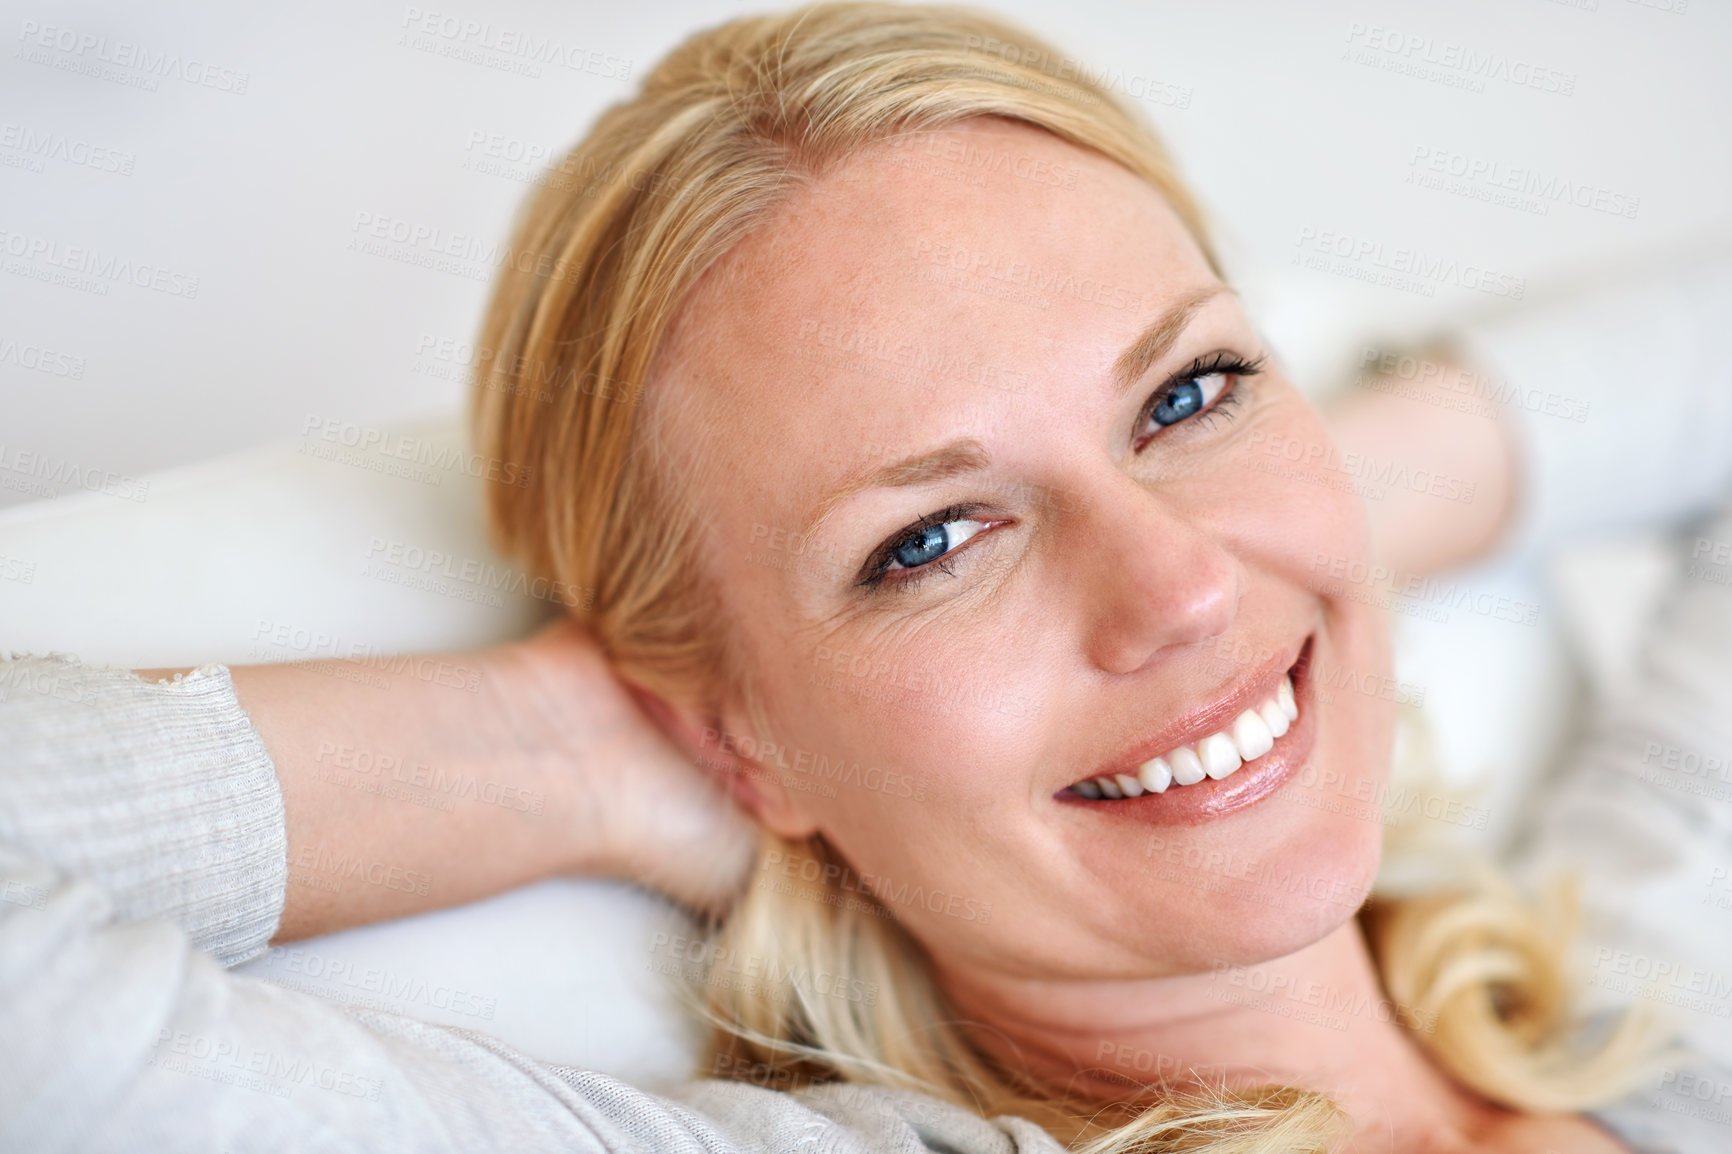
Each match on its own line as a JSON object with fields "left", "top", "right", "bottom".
{"left": 1059, "top": 636, "right": 1316, "bottom": 825}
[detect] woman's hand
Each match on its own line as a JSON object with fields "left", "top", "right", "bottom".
{"left": 223, "top": 619, "right": 755, "bottom": 942}
{"left": 490, "top": 619, "right": 758, "bottom": 918}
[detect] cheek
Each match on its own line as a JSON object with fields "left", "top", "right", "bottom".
{"left": 1230, "top": 412, "right": 1375, "bottom": 591}
{"left": 1213, "top": 399, "right": 1387, "bottom": 680}
{"left": 748, "top": 607, "right": 1043, "bottom": 822}
{"left": 1242, "top": 406, "right": 1397, "bottom": 758}
{"left": 739, "top": 613, "right": 1066, "bottom": 947}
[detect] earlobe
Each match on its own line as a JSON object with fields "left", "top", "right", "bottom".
{"left": 623, "top": 682, "right": 819, "bottom": 840}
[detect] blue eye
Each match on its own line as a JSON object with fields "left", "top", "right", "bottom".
{"left": 894, "top": 524, "right": 952, "bottom": 568}
{"left": 1137, "top": 353, "right": 1266, "bottom": 445}
{"left": 1150, "top": 372, "right": 1227, "bottom": 427}
{"left": 889, "top": 517, "right": 988, "bottom": 571}
{"left": 859, "top": 510, "right": 997, "bottom": 589}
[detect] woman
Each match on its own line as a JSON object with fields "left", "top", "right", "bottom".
{"left": 3, "top": 4, "right": 1730, "bottom": 1151}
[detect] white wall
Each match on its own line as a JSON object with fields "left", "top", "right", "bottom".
{"left": 3, "top": 0, "right": 1728, "bottom": 509}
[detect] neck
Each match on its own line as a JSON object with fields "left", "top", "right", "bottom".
{"left": 932, "top": 919, "right": 1504, "bottom": 1150}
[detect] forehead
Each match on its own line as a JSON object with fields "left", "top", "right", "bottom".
{"left": 651, "top": 116, "right": 1220, "bottom": 527}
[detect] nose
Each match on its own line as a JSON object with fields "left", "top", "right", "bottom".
{"left": 1074, "top": 474, "right": 1242, "bottom": 675}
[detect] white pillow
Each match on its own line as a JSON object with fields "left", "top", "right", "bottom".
{"left": 0, "top": 413, "right": 704, "bottom": 1080}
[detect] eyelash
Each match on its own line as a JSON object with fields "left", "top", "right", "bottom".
{"left": 1132, "top": 351, "right": 1264, "bottom": 450}
{"left": 856, "top": 503, "right": 994, "bottom": 592}
{"left": 856, "top": 350, "right": 1266, "bottom": 593}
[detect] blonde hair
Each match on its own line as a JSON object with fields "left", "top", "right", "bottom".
{"left": 472, "top": 4, "right": 1653, "bottom": 1148}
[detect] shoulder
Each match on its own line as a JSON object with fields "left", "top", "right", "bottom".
{"left": 666, "top": 1078, "right": 1065, "bottom": 1154}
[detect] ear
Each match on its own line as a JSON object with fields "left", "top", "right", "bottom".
{"left": 624, "top": 681, "right": 820, "bottom": 841}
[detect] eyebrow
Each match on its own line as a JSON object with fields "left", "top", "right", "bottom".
{"left": 1111, "top": 285, "right": 1229, "bottom": 394}
{"left": 802, "top": 287, "right": 1229, "bottom": 543}
{"left": 802, "top": 439, "right": 991, "bottom": 542}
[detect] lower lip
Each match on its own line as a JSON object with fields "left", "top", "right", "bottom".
{"left": 1060, "top": 640, "right": 1317, "bottom": 826}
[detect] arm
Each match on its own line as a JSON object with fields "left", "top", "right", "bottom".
{"left": 1327, "top": 255, "right": 1732, "bottom": 578}
{"left": 0, "top": 647, "right": 751, "bottom": 1151}
{"left": 216, "top": 621, "right": 752, "bottom": 940}
{"left": 1510, "top": 499, "right": 1732, "bottom": 1065}
{"left": 1324, "top": 350, "right": 1520, "bottom": 577}
{"left": 0, "top": 650, "right": 984, "bottom": 1151}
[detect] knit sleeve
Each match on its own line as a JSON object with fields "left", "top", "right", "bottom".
{"left": 0, "top": 653, "right": 1033, "bottom": 1154}
{"left": 0, "top": 655, "right": 287, "bottom": 965}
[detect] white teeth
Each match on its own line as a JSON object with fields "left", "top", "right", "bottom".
{"left": 1231, "top": 709, "right": 1274, "bottom": 762}
{"left": 1259, "top": 700, "right": 1289, "bottom": 739}
{"left": 1199, "top": 732, "right": 1242, "bottom": 780}
{"left": 1072, "top": 671, "right": 1301, "bottom": 800}
{"left": 1137, "top": 757, "right": 1172, "bottom": 794}
{"left": 1168, "top": 746, "right": 1207, "bottom": 786}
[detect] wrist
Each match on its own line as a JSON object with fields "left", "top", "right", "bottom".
{"left": 477, "top": 626, "right": 643, "bottom": 879}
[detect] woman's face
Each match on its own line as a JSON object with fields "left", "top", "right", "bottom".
{"left": 651, "top": 118, "right": 1393, "bottom": 984}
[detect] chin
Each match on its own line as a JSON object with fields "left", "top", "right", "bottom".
{"left": 1222, "top": 809, "right": 1384, "bottom": 966}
